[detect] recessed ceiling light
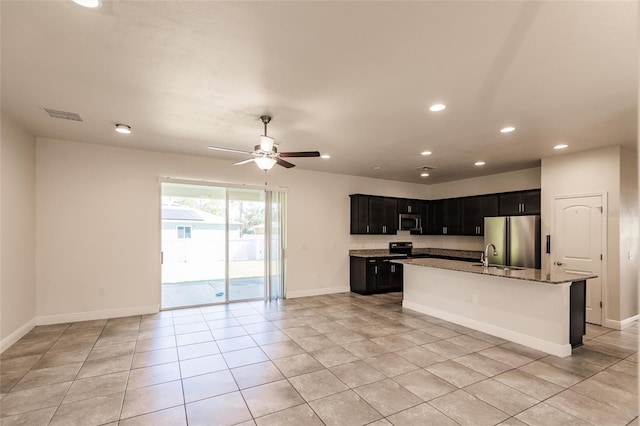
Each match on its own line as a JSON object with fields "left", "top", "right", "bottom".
{"left": 372, "top": 166, "right": 381, "bottom": 170}
{"left": 554, "top": 144, "right": 568, "bottom": 150}
{"left": 421, "top": 173, "right": 429, "bottom": 177}
{"left": 475, "top": 161, "right": 485, "bottom": 166}
{"left": 429, "top": 104, "right": 446, "bottom": 112}
{"left": 321, "top": 154, "right": 331, "bottom": 159}
{"left": 115, "top": 124, "right": 131, "bottom": 134}
{"left": 421, "top": 151, "right": 432, "bottom": 156}
{"left": 500, "top": 126, "right": 516, "bottom": 133}
{"left": 73, "top": 0, "right": 101, "bottom": 8}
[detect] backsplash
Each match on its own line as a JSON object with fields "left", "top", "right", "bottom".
{"left": 349, "top": 231, "right": 485, "bottom": 251}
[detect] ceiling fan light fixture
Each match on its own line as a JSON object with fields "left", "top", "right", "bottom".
{"left": 115, "top": 124, "right": 131, "bottom": 134}
{"left": 500, "top": 126, "right": 516, "bottom": 133}
{"left": 321, "top": 154, "right": 330, "bottom": 159}
{"left": 255, "top": 157, "right": 276, "bottom": 171}
{"left": 259, "top": 136, "right": 274, "bottom": 152}
{"left": 429, "top": 104, "right": 446, "bottom": 112}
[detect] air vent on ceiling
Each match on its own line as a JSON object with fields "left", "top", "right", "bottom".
{"left": 415, "top": 165, "right": 436, "bottom": 171}
{"left": 43, "top": 108, "right": 83, "bottom": 121}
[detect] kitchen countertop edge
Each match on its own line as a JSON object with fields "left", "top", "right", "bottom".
{"left": 349, "top": 248, "right": 482, "bottom": 259}
{"left": 392, "top": 258, "right": 598, "bottom": 285}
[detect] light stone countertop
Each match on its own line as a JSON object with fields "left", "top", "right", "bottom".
{"left": 349, "top": 248, "right": 482, "bottom": 259}
{"left": 392, "top": 257, "right": 597, "bottom": 284}
{"left": 348, "top": 249, "right": 408, "bottom": 258}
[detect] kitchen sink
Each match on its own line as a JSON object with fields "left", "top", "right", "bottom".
{"left": 471, "top": 263, "right": 526, "bottom": 271}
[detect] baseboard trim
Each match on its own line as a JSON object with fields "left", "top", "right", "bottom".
{"left": 286, "top": 286, "right": 350, "bottom": 299}
{"left": 1, "top": 318, "right": 37, "bottom": 354}
{"left": 402, "top": 300, "right": 572, "bottom": 358}
{"left": 605, "top": 315, "right": 639, "bottom": 331}
{"left": 36, "top": 305, "right": 160, "bottom": 326}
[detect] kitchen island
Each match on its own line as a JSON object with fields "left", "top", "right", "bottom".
{"left": 393, "top": 258, "right": 597, "bottom": 357}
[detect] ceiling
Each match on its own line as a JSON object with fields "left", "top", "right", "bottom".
{"left": 2, "top": 1, "right": 637, "bottom": 184}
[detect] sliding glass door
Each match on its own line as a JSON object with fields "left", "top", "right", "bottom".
{"left": 160, "top": 181, "right": 284, "bottom": 309}
{"left": 228, "top": 188, "right": 266, "bottom": 302}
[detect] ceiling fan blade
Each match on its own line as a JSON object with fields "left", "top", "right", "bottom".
{"left": 275, "top": 158, "right": 296, "bottom": 168}
{"left": 233, "top": 158, "right": 255, "bottom": 166}
{"left": 208, "top": 146, "right": 253, "bottom": 155}
{"left": 279, "top": 151, "right": 321, "bottom": 158}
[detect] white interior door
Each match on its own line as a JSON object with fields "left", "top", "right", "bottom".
{"left": 553, "top": 195, "right": 604, "bottom": 325}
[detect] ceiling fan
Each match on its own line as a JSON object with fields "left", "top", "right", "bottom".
{"left": 208, "top": 115, "right": 320, "bottom": 171}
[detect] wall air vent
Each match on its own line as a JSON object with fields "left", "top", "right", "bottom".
{"left": 415, "top": 165, "right": 436, "bottom": 171}
{"left": 43, "top": 108, "right": 83, "bottom": 121}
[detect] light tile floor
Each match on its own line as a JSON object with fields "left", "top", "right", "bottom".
{"left": 0, "top": 292, "right": 637, "bottom": 425}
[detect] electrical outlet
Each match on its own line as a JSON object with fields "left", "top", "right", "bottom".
{"left": 472, "top": 294, "right": 478, "bottom": 304}
{"left": 98, "top": 287, "right": 106, "bottom": 296}
{"left": 628, "top": 251, "right": 633, "bottom": 260}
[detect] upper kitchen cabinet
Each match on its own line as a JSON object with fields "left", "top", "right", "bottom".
{"left": 499, "top": 190, "right": 541, "bottom": 215}
{"left": 350, "top": 194, "right": 398, "bottom": 235}
{"left": 432, "top": 198, "right": 461, "bottom": 235}
{"left": 397, "top": 198, "right": 421, "bottom": 214}
{"left": 410, "top": 200, "right": 431, "bottom": 235}
{"left": 460, "top": 194, "right": 499, "bottom": 236}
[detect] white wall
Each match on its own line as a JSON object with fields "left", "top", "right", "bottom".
{"left": 1, "top": 114, "right": 37, "bottom": 348}
{"left": 541, "top": 145, "right": 637, "bottom": 325}
{"left": 35, "top": 138, "right": 436, "bottom": 317}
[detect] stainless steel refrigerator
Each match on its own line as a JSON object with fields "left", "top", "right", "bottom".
{"left": 484, "top": 216, "right": 541, "bottom": 268}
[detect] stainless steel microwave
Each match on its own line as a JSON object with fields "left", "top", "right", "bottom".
{"left": 399, "top": 213, "right": 421, "bottom": 231}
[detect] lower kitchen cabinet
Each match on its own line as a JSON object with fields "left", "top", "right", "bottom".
{"left": 350, "top": 256, "right": 403, "bottom": 295}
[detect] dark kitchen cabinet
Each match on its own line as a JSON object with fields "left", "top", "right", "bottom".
{"left": 350, "top": 189, "right": 540, "bottom": 237}
{"left": 350, "top": 195, "right": 369, "bottom": 234}
{"left": 397, "top": 198, "right": 421, "bottom": 214}
{"left": 461, "top": 194, "right": 499, "bottom": 236}
{"left": 432, "top": 198, "right": 461, "bottom": 235}
{"left": 350, "top": 195, "right": 397, "bottom": 235}
{"left": 499, "top": 190, "right": 541, "bottom": 216}
{"left": 369, "top": 196, "right": 398, "bottom": 234}
{"left": 410, "top": 200, "right": 431, "bottom": 235}
{"left": 522, "top": 190, "right": 541, "bottom": 214}
{"left": 350, "top": 256, "right": 403, "bottom": 295}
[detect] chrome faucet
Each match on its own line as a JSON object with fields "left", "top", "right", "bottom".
{"left": 481, "top": 243, "right": 497, "bottom": 267}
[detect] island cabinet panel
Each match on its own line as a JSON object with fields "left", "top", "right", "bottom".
{"left": 431, "top": 198, "right": 461, "bottom": 235}
{"left": 350, "top": 195, "right": 397, "bottom": 235}
{"left": 400, "top": 261, "right": 590, "bottom": 357}
{"left": 499, "top": 190, "right": 541, "bottom": 216}
{"left": 570, "top": 280, "right": 586, "bottom": 348}
{"left": 350, "top": 257, "right": 403, "bottom": 294}
{"left": 460, "top": 194, "right": 499, "bottom": 236}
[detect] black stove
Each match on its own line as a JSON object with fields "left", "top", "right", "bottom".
{"left": 389, "top": 241, "right": 413, "bottom": 255}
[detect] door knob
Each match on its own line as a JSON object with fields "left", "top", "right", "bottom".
{"left": 554, "top": 261, "right": 563, "bottom": 266}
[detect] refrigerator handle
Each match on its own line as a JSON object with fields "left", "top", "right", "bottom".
{"left": 546, "top": 235, "right": 551, "bottom": 254}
